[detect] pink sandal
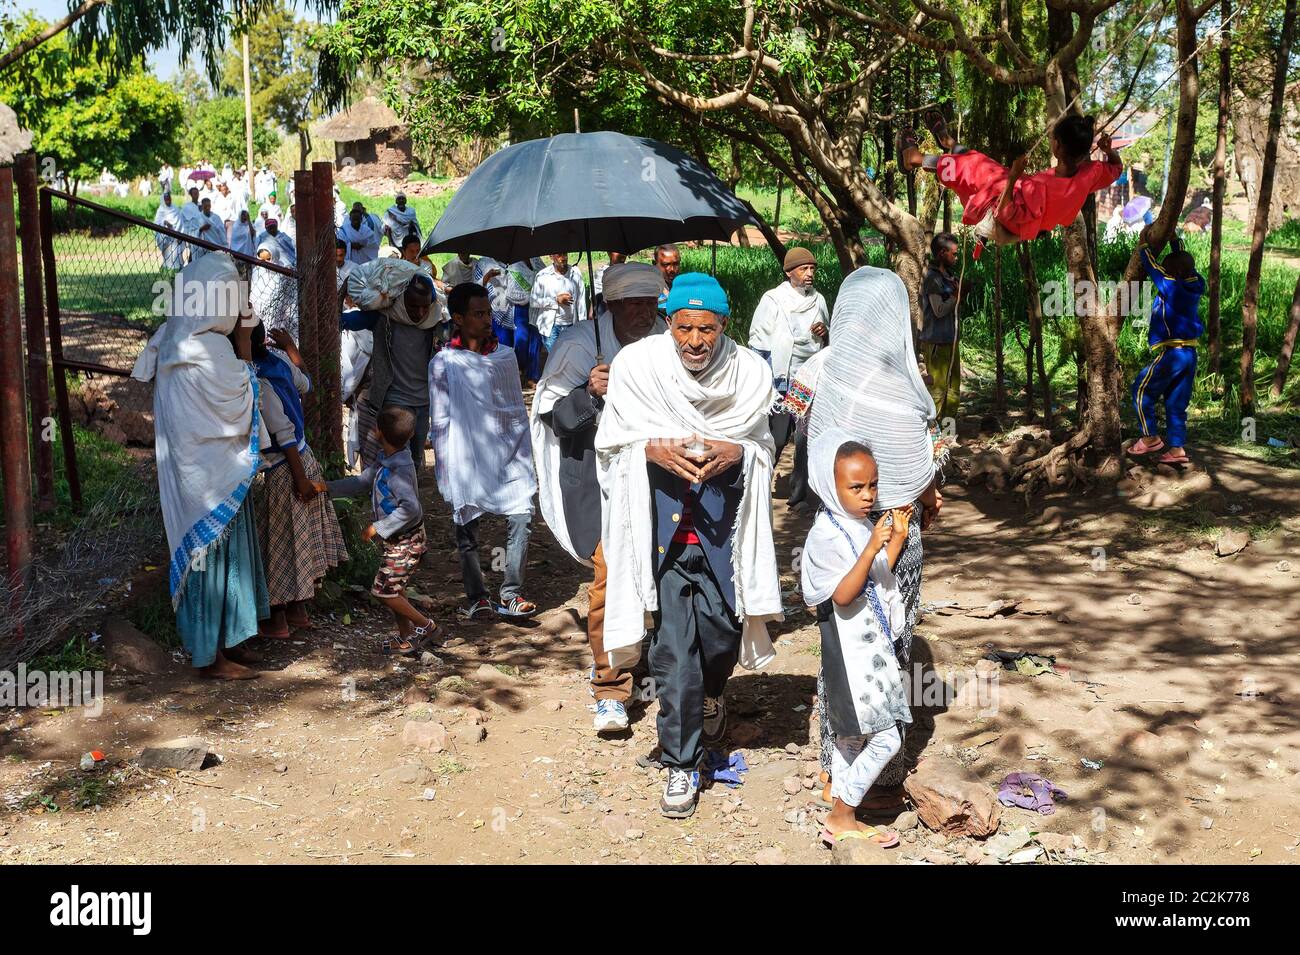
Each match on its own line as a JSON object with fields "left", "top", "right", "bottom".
{"left": 1127, "top": 436, "right": 1165, "bottom": 457}
{"left": 1157, "top": 449, "right": 1189, "bottom": 465}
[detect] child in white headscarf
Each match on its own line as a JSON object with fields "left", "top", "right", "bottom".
{"left": 801, "top": 427, "right": 912, "bottom": 849}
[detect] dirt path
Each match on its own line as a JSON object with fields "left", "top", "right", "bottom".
{"left": 2, "top": 439, "right": 1298, "bottom": 865}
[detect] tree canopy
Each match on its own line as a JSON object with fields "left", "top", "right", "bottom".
{"left": 0, "top": 12, "right": 185, "bottom": 184}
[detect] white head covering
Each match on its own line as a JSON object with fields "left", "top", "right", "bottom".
{"left": 800, "top": 426, "right": 905, "bottom": 633}
{"left": 807, "top": 266, "right": 937, "bottom": 509}
{"left": 601, "top": 262, "right": 663, "bottom": 302}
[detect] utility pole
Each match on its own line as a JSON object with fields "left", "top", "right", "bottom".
{"left": 242, "top": 5, "right": 255, "bottom": 174}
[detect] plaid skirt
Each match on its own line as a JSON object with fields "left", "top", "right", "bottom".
{"left": 255, "top": 448, "right": 348, "bottom": 605}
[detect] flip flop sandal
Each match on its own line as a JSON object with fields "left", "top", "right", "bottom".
{"left": 820, "top": 826, "right": 900, "bottom": 849}
{"left": 924, "top": 108, "right": 953, "bottom": 147}
{"left": 1157, "top": 450, "right": 1190, "bottom": 466}
{"left": 895, "top": 128, "right": 922, "bottom": 169}
{"left": 456, "top": 599, "right": 495, "bottom": 621}
{"left": 258, "top": 622, "right": 291, "bottom": 639}
{"left": 1126, "top": 437, "right": 1165, "bottom": 457}
{"left": 497, "top": 596, "right": 537, "bottom": 619}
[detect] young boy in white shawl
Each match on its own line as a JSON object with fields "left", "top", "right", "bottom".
{"left": 747, "top": 247, "right": 829, "bottom": 510}
{"left": 531, "top": 262, "right": 665, "bottom": 733}
{"left": 801, "top": 429, "right": 911, "bottom": 849}
{"left": 595, "top": 273, "right": 783, "bottom": 818}
{"left": 430, "top": 283, "right": 538, "bottom": 620}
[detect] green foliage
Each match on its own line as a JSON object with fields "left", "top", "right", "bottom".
{"left": 182, "top": 96, "right": 283, "bottom": 167}
{"left": 680, "top": 229, "right": 1299, "bottom": 437}
{"left": 0, "top": 15, "right": 185, "bottom": 184}
{"left": 218, "top": 1, "right": 324, "bottom": 163}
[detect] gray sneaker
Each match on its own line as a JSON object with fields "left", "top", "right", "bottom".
{"left": 660, "top": 766, "right": 700, "bottom": 818}
{"left": 702, "top": 695, "right": 727, "bottom": 748}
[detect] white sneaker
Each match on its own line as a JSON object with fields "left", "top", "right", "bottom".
{"left": 660, "top": 766, "right": 700, "bottom": 818}
{"left": 593, "top": 699, "right": 629, "bottom": 733}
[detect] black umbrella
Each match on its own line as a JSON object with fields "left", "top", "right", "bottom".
{"left": 421, "top": 131, "right": 755, "bottom": 264}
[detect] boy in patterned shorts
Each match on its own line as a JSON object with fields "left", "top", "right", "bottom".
{"left": 320, "top": 406, "right": 441, "bottom": 655}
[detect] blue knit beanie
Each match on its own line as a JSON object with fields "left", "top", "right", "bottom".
{"left": 664, "top": 272, "right": 729, "bottom": 318}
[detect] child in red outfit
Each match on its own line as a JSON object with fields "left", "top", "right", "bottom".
{"left": 900, "top": 113, "right": 1122, "bottom": 251}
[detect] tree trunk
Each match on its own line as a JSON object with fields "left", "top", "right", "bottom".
{"left": 1207, "top": 0, "right": 1231, "bottom": 380}
{"left": 1019, "top": 244, "right": 1053, "bottom": 429}
{"left": 1240, "top": 0, "right": 1297, "bottom": 415}
{"left": 1272, "top": 272, "right": 1300, "bottom": 395}
{"left": 993, "top": 246, "right": 1006, "bottom": 412}
{"left": 298, "top": 127, "right": 312, "bottom": 171}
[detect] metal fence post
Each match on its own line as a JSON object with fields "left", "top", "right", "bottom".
{"left": 293, "top": 170, "right": 319, "bottom": 441}
{"left": 15, "top": 153, "right": 54, "bottom": 511}
{"left": 0, "top": 165, "right": 34, "bottom": 614}
{"left": 38, "top": 188, "right": 79, "bottom": 509}
{"left": 312, "top": 161, "right": 341, "bottom": 464}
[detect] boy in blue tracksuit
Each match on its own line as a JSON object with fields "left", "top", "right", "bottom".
{"left": 1128, "top": 236, "right": 1205, "bottom": 465}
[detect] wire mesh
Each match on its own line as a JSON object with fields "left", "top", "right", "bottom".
{"left": 0, "top": 189, "right": 331, "bottom": 668}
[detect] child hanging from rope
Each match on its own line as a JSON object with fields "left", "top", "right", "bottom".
{"left": 1127, "top": 233, "right": 1205, "bottom": 465}
{"left": 898, "top": 112, "right": 1123, "bottom": 257}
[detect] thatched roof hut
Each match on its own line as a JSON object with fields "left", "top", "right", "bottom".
{"left": 314, "top": 96, "right": 412, "bottom": 179}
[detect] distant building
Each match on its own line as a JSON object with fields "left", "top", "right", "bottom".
{"left": 314, "top": 97, "right": 413, "bottom": 180}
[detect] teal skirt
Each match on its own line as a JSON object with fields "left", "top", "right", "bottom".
{"left": 176, "top": 498, "right": 270, "bottom": 668}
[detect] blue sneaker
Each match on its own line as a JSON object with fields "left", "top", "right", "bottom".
{"left": 661, "top": 766, "right": 700, "bottom": 818}
{"left": 593, "top": 699, "right": 629, "bottom": 733}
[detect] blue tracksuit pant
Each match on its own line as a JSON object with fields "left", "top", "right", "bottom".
{"left": 1131, "top": 345, "right": 1197, "bottom": 447}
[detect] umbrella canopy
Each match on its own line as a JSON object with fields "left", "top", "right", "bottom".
{"left": 422, "top": 131, "right": 754, "bottom": 261}
{"left": 187, "top": 169, "right": 216, "bottom": 181}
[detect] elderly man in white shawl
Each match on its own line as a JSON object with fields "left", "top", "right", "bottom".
{"left": 747, "top": 246, "right": 829, "bottom": 511}
{"left": 596, "top": 272, "right": 783, "bottom": 819}
{"left": 382, "top": 192, "right": 422, "bottom": 247}
{"left": 531, "top": 263, "right": 665, "bottom": 734}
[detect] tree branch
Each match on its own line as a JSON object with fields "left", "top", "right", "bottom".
{"left": 0, "top": 0, "right": 108, "bottom": 73}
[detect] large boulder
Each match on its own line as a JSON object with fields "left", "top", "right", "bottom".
{"left": 903, "top": 755, "right": 1002, "bottom": 838}
{"left": 103, "top": 617, "right": 173, "bottom": 675}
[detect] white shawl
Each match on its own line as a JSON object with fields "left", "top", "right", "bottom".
{"left": 338, "top": 215, "right": 380, "bottom": 264}
{"left": 807, "top": 266, "right": 938, "bottom": 510}
{"left": 130, "top": 253, "right": 267, "bottom": 604}
{"left": 430, "top": 345, "right": 537, "bottom": 525}
{"left": 595, "top": 333, "right": 782, "bottom": 669}
{"left": 748, "top": 281, "right": 828, "bottom": 382}
{"left": 530, "top": 312, "right": 664, "bottom": 563}
{"left": 384, "top": 204, "right": 422, "bottom": 243}
{"left": 800, "top": 427, "right": 906, "bottom": 634}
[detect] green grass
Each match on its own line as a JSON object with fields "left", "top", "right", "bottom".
{"left": 29, "top": 634, "right": 107, "bottom": 673}
{"left": 125, "top": 586, "right": 180, "bottom": 650}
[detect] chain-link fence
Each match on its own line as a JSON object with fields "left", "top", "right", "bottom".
{"left": 41, "top": 189, "right": 304, "bottom": 462}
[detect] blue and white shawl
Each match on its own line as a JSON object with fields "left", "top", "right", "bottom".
{"left": 131, "top": 253, "right": 267, "bottom": 606}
